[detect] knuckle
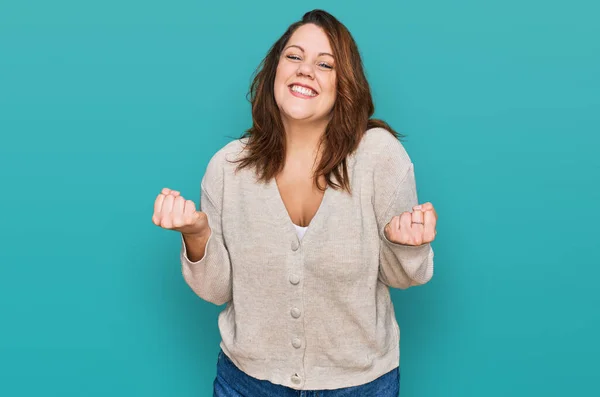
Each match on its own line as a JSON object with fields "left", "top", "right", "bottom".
{"left": 400, "top": 232, "right": 410, "bottom": 244}
{"left": 409, "top": 233, "right": 418, "bottom": 244}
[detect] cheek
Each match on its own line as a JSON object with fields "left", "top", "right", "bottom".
{"left": 274, "top": 68, "right": 287, "bottom": 105}
{"left": 274, "top": 67, "right": 283, "bottom": 85}
{"left": 275, "top": 62, "right": 294, "bottom": 84}
{"left": 274, "top": 66, "right": 294, "bottom": 96}
{"left": 322, "top": 75, "right": 337, "bottom": 105}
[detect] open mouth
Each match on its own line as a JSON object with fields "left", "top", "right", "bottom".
{"left": 289, "top": 84, "right": 318, "bottom": 98}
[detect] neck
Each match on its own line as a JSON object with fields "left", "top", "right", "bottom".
{"left": 282, "top": 118, "right": 328, "bottom": 159}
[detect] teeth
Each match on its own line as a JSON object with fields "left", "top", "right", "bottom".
{"left": 291, "top": 85, "right": 316, "bottom": 96}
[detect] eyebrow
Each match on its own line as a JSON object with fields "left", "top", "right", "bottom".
{"left": 284, "top": 44, "right": 334, "bottom": 58}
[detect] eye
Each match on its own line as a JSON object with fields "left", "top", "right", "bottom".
{"left": 286, "top": 54, "right": 301, "bottom": 61}
{"left": 318, "top": 62, "right": 334, "bottom": 70}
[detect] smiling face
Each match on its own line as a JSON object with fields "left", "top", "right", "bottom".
{"left": 274, "top": 23, "right": 337, "bottom": 127}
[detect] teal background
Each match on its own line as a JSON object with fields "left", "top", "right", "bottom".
{"left": 1, "top": 0, "right": 599, "bottom": 396}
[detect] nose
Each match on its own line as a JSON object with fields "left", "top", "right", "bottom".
{"left": 296, "top": 61, "right": 315, "bottom": 79}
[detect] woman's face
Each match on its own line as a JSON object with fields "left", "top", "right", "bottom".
{"left": 274, "top": 23, "right": 337, "bottom": 126}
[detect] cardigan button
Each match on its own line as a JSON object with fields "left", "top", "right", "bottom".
{"left": 289, "top": 274, "right": 300, "bottom": 285}
{"left": 291, "top": 307, "right": 301, "bottom": 318}
{"left": 292, "top": 338, "right": 302, "bottom": 348}
{"left": 291, "top": 374, "right": 301, "bottom": 384}
{"left": 291, "top": 240, "right": 299, "bottom": 251}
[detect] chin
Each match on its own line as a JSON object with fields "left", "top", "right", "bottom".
{"left": 281, "top": 105, "right": 316, "bottom": 121}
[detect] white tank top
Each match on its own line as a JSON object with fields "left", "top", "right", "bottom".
{"left": 293, "top": 223, "right": 308, "bottom": 240}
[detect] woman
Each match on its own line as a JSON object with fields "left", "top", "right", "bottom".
{"left": 152, "top": 9, "right": 438, "bottom": 396}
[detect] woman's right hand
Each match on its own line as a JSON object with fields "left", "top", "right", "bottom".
{"left": 152, "top": 188, "right": 210, "bottom": 238}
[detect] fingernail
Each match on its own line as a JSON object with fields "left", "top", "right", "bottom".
{"left": 413, "top": 205, "right": 422, "bottom": 210}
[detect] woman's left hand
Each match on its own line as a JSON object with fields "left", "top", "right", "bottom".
{"left": 384, "top": 202, "right": 438, "bottom": 246}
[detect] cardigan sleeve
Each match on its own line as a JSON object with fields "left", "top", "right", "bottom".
{"left": 373, "top": 134, "right": 434, "bottom": 289}
{"left": 180, "top": 151, "right": 232, "bottom": 305}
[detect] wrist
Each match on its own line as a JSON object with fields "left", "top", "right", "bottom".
{"left": 182, "top": 227, "right": 211, "bottom": 241}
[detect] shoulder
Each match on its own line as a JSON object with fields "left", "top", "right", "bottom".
{"left": 354, "top": 127, "right": 412, "bottom": 170}
{"left": 202, "top": 137, "right": 249, "bottom": 186}
{"left": 205, "top": 137, "right": 248, "bottom": 172}
{"left": 209, "top": 137, "right": 248, "bottom": 166}
{"left": 356, "top": 128, "right": 417, "bottom": 220}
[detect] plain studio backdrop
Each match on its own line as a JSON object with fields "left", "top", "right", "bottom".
{"left": 1, "top": 1, "right": 598, "bottom": 396}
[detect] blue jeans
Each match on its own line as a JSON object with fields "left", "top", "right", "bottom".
{"left": 213, "top": 349, "right": 400, "bottom": 396}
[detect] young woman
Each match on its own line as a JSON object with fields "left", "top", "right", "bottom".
{"left": 152, "top": 9, "right": 438, "bottom": 396}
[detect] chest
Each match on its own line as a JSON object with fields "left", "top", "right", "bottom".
{"left": 275, "top": 172, "right": 326, "bottom": 227}
{"left": 223, "top": 170, "right": 381, "bottom": 289}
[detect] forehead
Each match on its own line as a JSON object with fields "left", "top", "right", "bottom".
{"left": 286, "top": 23, "right": 332, "bottom": 53}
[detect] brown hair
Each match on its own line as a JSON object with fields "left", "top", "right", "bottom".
{"left": 233, "top": 9, "right": 404, "bottom": 193}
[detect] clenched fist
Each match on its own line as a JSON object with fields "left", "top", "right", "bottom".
{"left": 152, "top": 188, "right": 210, "bottom": 238}
{"left": 384, "top": 202, "right": 438, "bottom": 246}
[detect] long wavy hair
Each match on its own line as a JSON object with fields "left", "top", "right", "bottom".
{"left": 233, "top": 9, "right": 404, "bottom": 193}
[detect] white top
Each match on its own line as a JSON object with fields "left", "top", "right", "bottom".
{"left": 293, "top": 223, "right": 308, "bottom": 240}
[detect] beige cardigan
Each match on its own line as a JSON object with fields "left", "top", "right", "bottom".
{"left": 180, "top": 127, "right": 434, "bottom": 390}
